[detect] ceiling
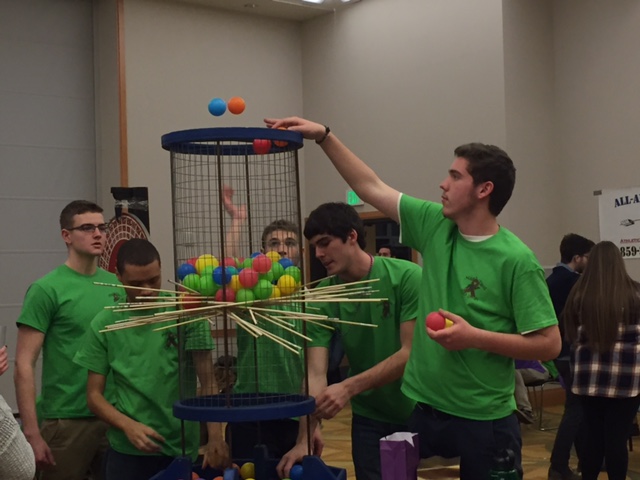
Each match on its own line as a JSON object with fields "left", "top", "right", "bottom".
{"left": 173, "top": 0, "right": 361, "bottom": 22}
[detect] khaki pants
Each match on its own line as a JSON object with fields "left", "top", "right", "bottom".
{"left": 38, "top": 418, "right": 109, "bottom": 480}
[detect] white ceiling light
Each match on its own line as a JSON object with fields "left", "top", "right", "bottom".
{"left": 301, "top": 0, "right": 325, "bottom": 3}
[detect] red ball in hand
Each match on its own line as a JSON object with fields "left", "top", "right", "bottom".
{"left": 425, "top": 311, "right": 451, "bottom": 331}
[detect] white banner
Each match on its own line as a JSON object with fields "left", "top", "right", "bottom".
{"left": 598, "top": 187, "right": 640, "bottom": 259}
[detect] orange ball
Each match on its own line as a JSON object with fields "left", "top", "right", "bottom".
{"left": 228, "top": 96, "right": 246, "bottom": 115}
{"left": 274, "top": 127, "right": 288, "bottom": 147}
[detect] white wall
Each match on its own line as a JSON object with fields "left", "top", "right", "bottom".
{"left": 502, "top": 0, "right": 560, "bottom": 266}
{"left": 553, "top": 0, "right": 640, "bottom": 278}
{"left": 300, "top": 0, "right": 508, "bottom": 225}
{"left": 119, "top": 0, "right": 304, "bottom": 275}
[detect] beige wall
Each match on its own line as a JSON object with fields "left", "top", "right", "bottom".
{"left": 502, "top": 0, "right": 560, "bottom": 266}
{"left": 114, "top": 0, "right": 303, "bottom": 272}
{"left": 94, "top": 0, "right": 121, "bottom": 208}
{"left": 94, "top": 0, "right": 640, "bottom": 277}
{"left": 301, "top": 0, "right": 507, "bottom": 221}
{"left": 553, "top": 0, "right": 640, "bottom": 278}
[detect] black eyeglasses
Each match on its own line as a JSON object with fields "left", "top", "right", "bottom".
{"left": 66, "top": 223, "right": 109, "bottom": 233}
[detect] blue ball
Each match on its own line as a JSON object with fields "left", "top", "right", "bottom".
{"left": 177, "top": 263, "right": 197, "bottom": 280}
{"left": 279, "top": 257, "right": 294, "bottom": 269}
{"left": 289, "top": 464, "right": 303, "bottom": 480}
{"left": 208, "top": 97, "right": 227, "bottom": 116}
{"left": 250, "top": 251, "right": 263, "bottom": 258}
{"left": 213, "top": 266, "right": 232, "bottom": 285}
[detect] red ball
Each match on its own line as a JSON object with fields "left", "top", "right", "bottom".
{"left": 425, "top": 311, "right": 445, "bottom": 331}
{"left": 215, "top": 287, "right": 236, "bottom": 302}
{"left": 181, "top": 295, "right": 202, "bottom": 310}
{"left": 186, "top": 257, "right": 198, "bottom": 266}
{"left": 252, "top": 254, "right": 272, "bottom": 274}
{"left": 239, "top": 267, "right": 259, "bottom": 288}
{"left": 253, "top": 139, "right": 271, "bottom": 155}
{"left": 220, "top": 257, "right": 236, "bottom": 268}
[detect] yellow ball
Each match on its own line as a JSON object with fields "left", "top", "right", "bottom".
{"left": 277, "top": 274, "right": 299, "bottom": 296}
{"left": 270, "top": 286, "right": 282, "bottom": 299}
{"left": 266, "top": 251, "right": 282, "bottom": 263}
{"left": 239, "top": 462, "right": 255, "bottom": 479}
{"left": 195, "top": 254, "right": 219, "bottom": 274}
{"left": 229, "top": 274, "right": 242, "bottom": 292}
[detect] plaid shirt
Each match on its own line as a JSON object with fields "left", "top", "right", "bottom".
{"left": 572, "top": 323, "right": 640, "bottom": 398}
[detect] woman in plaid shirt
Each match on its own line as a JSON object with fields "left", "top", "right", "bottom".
{"left": 564, "top": 241, "right": 640, "bottom": 480}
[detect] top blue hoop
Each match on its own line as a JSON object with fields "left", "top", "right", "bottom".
{"left": 161, "top": 127, "right": 304, "bottom": 156}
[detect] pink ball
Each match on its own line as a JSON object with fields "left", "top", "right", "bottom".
{"left": 215, "top": 287, "right": 236, "bottom": 302}
{"left": 252, "top": 254, "right": 272, "bottom": 274}
{"left": 239, "top": 268, "right": 259, "bottom": 288}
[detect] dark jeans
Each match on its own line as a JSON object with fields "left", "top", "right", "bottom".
{"left": 226, "top": 419, "right": 298, "bottom": 460}
{"left": 579, "top": 394, "right": 640, "bottom": 480}
{"left": 104, "top": 448, "right": 174, "bottom": 480}
{"left": 409, "top": 403, "right": 522, "bottom": 480}
{"left": 351, "top": 413, "right": 407, "bottom": 480}
{"left": 549, "top": 358, "right": 585, "bottom": 472}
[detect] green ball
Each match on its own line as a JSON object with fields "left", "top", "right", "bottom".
{"left": 199, "top": 274, "right": 218, "bottom": 296}
{"left": 182, "top": 273, "right": 201, "bottom": 292}
{"left": 253, "top": 279, "right": 273, "bottom": 300}
{"left": 284, "top": 266, "right": 301, "bottom": 283}
{"left": 270, "top": 262, "right": 285, "bottom": 281}
{"left": 259, "top": 270, "right": 274, "bottom": 283}
{"left": 201, "top": 265, "right": 215, "bottom": 277}
{"left": 241, "top": 258, "right": 254, "bottom": 270}
{"left": 236, "top": 288, "right": 255, "bottom": 304}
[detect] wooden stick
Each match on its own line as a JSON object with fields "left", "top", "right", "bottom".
{"left": 252, "top": 312, "right": 313, "bottom": 342}
{"left": 94, "top": 281, "right": 179, "bottom": 296}
{"left": 167, "top": 279, "right": 199, "bottom": 294}
{"left": 152, "top": 316, "right": 210, "bottom": 332}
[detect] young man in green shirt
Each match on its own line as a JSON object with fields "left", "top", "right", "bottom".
{"left": 265, "top": 117, "right": 561, "bottom": 479}
{"left": 14, "top": 200, "right": 122, "bottom": 480}
{"left": 277, "top": 202, "right": 421, "bottom": 480}
{"left": 74, "top": 238, "right": 228, "bottom": 479}
{"left": 221, "top": 186, "right": 309, "bottom": 459}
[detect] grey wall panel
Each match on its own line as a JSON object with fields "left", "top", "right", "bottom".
{"left": 0, "top": 146, "right": 95, "bottom": 199}
{"left": 0, "top": 0, "right": 96, "bottom": 413}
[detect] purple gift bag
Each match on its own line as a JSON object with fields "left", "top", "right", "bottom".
{"left": 380, "top": 432, "right": 420, "bottom": 480}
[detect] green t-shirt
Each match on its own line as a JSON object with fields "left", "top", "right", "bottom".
{"left": 234, "top": 303, "right": 305, "bottom": 395}
{"left": 399, "top": 194, "right": 558, "bottom": 420}
{"left": 309, "top": 257, "right": 421, "bottom": 425}
{"left": 73, "top": 294, "right": 214, "bottom": 458}
{"left": 16, "top": 265, "right": 123, "bottom": 418}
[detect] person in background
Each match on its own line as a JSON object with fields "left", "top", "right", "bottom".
{"left": 546, "top": 233, "right": 594, "bottom": 480}
{"left": 564, "top": 240, "right": 640, "bottom": 480}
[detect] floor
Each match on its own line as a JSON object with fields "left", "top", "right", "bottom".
{"left": 320, "top": 404, "right": 640, "bottom": 479}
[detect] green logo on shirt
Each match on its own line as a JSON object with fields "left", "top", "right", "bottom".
{"left": 164, "top": 331, "right": 178, "bottom": 349}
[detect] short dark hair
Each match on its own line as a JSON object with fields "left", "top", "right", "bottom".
{"left": 454, "top": 143, "right": 516, "bottom": 216}
{"left": 261, "top": 219, "right": 299, "bottom": 248}
{"left": 559, "top": 233, "right": 595, "bottom": 264}
{"left": 304, "top": 202, "right": 366, "bottom": 249}
{"left": 59, "top": 200, "right": 103, "bottom": 229}
{"left": 116, "top": 238, "right": 161, "bottom": 274}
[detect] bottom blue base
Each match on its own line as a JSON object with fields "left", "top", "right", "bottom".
{"left": 150, "top": 445, "right": 346, "bottom": 480}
